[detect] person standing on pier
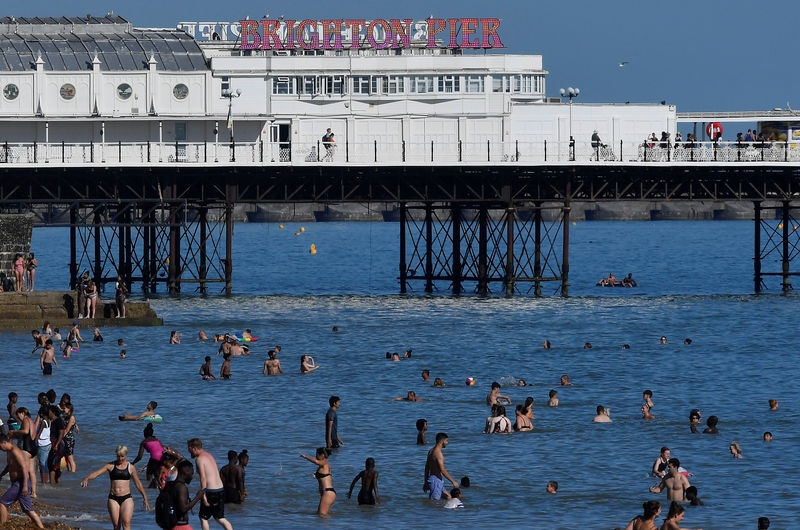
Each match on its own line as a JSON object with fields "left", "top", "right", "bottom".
{"left": 24, "top": 253, "right": 37, "bottom": 292}
{"left": 115, "top": 275, "right": 128, "bottom": 319}
{"left": 187, "top": 438, "right": 233, "bottom": 530}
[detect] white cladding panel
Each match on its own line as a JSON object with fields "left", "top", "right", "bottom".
{"left": 464, "top": 117, "right": 503, "bottom": 143}
{"left": 0, "top": 75, "right": 35, "bottom": 116}
{"left": 99, "top": 73, "right": 147, "bottom": 116}
{"left": 156, "top": 74, "right": 206, "bottom": 116}
{"left": 409, "top": 118, "right": 458, "bottom": 144}
{"left": 44, "top": 74, "right": 91, "bottom": 116}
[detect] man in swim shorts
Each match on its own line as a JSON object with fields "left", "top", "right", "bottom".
{"left": 200, "top": 356, "right": 216, "bottom": 380}
{"left": 40, "top": 339, "right": 57, "bottom": 376}
{"left": 649, "top": 458, "right": 690, "bottom": 501}
{"left": 263, "top": 350, "right": 283, "bottom": 375}
{"left": 424, "top": 433, "right": 458, "bottom": 500}
{"left": 187, "top": 438, "right": 233, "bottom": 530}
{"left": 219, "top": 450, "right": 244, "bottom": 504}
{"left": 0, "top": 433, "right": 44, "bottom": 528}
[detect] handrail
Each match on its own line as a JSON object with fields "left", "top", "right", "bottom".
{"left": 0, "top": 140, "right": 797, "bottom": 166}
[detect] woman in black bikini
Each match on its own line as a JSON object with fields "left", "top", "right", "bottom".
{"left": 300, "top": 447, "right": 335, "bottom": 516}
{"left": 81, "top": 445, "right": 149, "bottom": 530}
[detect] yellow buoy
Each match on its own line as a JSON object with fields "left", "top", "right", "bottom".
{"left": 778, "top": 223, "right": 784, "bottom": 229}
{"left": 279, "top": 224, "right": 284, "bottom": 229}
{"left": 794, "top": 226, "right": 798, "bottom": 231}
{"left": 300, "top": 227, "right": 306, "bottom": 232}
{"left": 295, "top": 231, "right": 301, "bottom": 235}
{"left": 310, "top": 243, "right": 317, "bottom": 254}
{"left": 572, "top": 221, "right": 577, "bottom": 226}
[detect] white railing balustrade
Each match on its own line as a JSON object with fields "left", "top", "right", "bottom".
{"left": 0, "top": 140, "right": 797, "bottom": 166}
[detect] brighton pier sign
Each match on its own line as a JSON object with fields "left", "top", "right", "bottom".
{"left": 177, "top": 18, "right": 504, "bottom": 50}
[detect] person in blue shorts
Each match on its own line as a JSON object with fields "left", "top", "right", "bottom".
{"left": 423, "top": 433, "right": 458, "bottom": 501}
{"left": 0, "top": 433, "right": 44, "bottom": 528}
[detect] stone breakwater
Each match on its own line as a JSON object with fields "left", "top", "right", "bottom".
{"left": 0, "top": 290, "right": 161, "bottom": 329}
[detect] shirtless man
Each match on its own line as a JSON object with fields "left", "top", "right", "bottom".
{"left": 593, "top": 405, "right": 612, "bottom": 423}
{"left": 200, "top": 356, "right": 216, "bottom": 380}
{"left": 229, "top": 342, "right": 244, "bottom": 356}
{"left": 421, "top": 370, "right": 431, "bottom": 382}
{"left": 423, "top": 433, "right": 458, "bottom": 500}
{"left": 652, "top": 447, "right": 670, "bottom": 478}
{"left": 220, "top": 353, "right": 232, "bottom": 380}
{"left": 486, "top": 382, "right": 511, "bottom": 407}
{"left": 217, "top": 336, "right": 232, "bottom": 357}
{"left": 187, "top": 438, "right": 233, "bottom": 530}
{"left": 263, "top": 350, "right": 283, "bottom": 375}
{"left": 0, "top": 433, "right": 44, "bottom": 528}
{"left": 347, "top": 457, "right": 380, "bottom": 505}
{"left": 219, "top": 450, "right": 244, "bottom": 504}
{"left": 650, "top": 458, "right": 690, "bottom": 501}
{"left": 40, "top": 339, "right": 57, "bottom": 376}
{"left": 198, "top": 330, "right": 209, "bottom": 341}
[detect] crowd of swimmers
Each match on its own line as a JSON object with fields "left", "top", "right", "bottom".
{"left": 4, "top": 324, "right": 782, "bottom": 528}
{"left": 597, "top": 272, "right": 637, "bottom": 287}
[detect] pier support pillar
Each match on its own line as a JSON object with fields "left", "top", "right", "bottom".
{"left": 199, "top": 205, "right": 208, "bottom": 295}
{"left": 452, "top": 204, "right": 462, "bottom": 295}
{"left": 782, "top": 200, "right": 791, "bottom": 292}
{"left": 505, "top": 206, "right": 515, "bottom": 298}
{"left": 478, "top": 205, "right": 488, "bottom": 296}
{"left": 69, "top": 204, "right": 77, "bottom": 289}
{"left": 224, "top": 185, "right": 234, "bottom": 296}
{"left": 534, "top": 202, "right": 542, "bottom": 297}
{"left": 93, "top": 208, "right": 101, "bottom": 287}
{"left": 561, "top": 200, "right": 571, "bottom": 298}
{"left": 754, "top": 201, "right": 762, "bottom": 293}
{"left": 168, "top": 202, "right": 181, "bottom": 296}
{"left": 424, "top": 202, "right": 433, "bottom": 293}
{"left": 399, "top": 203, "right": 407, "bottom": 293}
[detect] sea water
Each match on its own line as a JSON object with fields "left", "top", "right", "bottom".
{"left": 1, "top": 221, "right": 798, "bottom": 529}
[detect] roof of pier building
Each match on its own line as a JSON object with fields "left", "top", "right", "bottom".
{"left": 0, "top": 15, "right": 207, "bottom": 71}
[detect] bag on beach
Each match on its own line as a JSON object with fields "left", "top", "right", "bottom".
{"left": 155, "top": 481, "right": 178, "bottom": 529}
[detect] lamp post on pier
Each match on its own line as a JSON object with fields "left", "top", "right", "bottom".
{"left": 560, "top": 86, "right": 579, "bottom": 160}
{"left": 222, "top": 88, "right": 242, "bottom": 162}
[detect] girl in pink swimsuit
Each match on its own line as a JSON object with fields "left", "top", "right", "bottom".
{"left": 13, "top": 254, "right": 24, "bottom": 291}
{"left": 131, "top": 424, "right": 164, "bottom": 485}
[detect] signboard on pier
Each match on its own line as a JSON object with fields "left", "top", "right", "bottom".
{"left": 178, "top": 18, "right": 504, "bottom": 50}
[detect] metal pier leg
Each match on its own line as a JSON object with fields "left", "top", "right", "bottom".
{"left": 534, "top": 202, "right": 542, "bottom": 297}
{"left": 225, "top": 186, "right": 234, "bottom": 296}
{"left": 452, "top": 204, "right": 462, "bottom": 295}
{"left": 168, "top": 203, "right": 178, "bottom": 296}
{"left": 478, "top": 205, "right": 488, "bottom": 296}
{"left": 69, "top": 203, "right": 77, "bottom": 290}
{"left": 148, "top": 209, "right": 157, "bottom": 294}
{"left": 142, "top": 205, "right": 150, "bottom": 296}
{"left": 561, "top": 200, "right": 571, "bottom": 297}
{"left": 505, "top": 206, "right": 515, "bottom": 298}
{"left": 399, "top": 202, "right": 407, "bottom": 293}
{"left": 424, "top": 202, "right": 433, "bottom": 293}
{"left": 199, "top": 205, "right": 208, "bottom": 295}
{"left": 754, "top": 201, "right": 762, "bottom": 293}
{"left": 782, "top": 200, "right": 791, "bottom": 292}
{"left": 117, "top": 205, "right": 125, "bottom": 284}
{"left": 93, "top": 208, "right": 102, "bottom": 287}
{"left": 124, "top": 207, "right": 132, "bottom": 290}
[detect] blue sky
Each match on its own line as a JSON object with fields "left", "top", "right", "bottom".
{"left": 9, "top": 1, "right": 799, "bottom": 112}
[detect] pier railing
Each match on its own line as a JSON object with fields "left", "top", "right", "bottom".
{"left": 1, "top": 139, "right": 798, "bottom": 166}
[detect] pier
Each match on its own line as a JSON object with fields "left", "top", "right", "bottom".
{"left": 1, "top": 152, "right": 798, "bottom": 297}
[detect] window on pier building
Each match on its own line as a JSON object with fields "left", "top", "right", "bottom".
{"left": 466, "top": 75, "right": 484, "bottom": 93}
{"left": 437, "top": 75, "right": 460, "bottom": 93}
{"left": 272, "top": 77, "right": 294, "bottom": 95}
{"left": 410, "top": 76, "right": 434, "bottom": 93}
{"left": 318, "top": 76, "right": 345, "bottom": 95}
{"left": 297, "top": 76, "right": 316, "bottom": 95}
{"left": 353, "top": 76, "right": 371, "bottom": 94}
{"left": 388, "top": 75, "right": 404, "bottom": 94}
{"left": 221, "top": 77, "right": 230, "bottom": 93}
{"left": 372, "top": 76, "right": 387, "bottom": 95}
